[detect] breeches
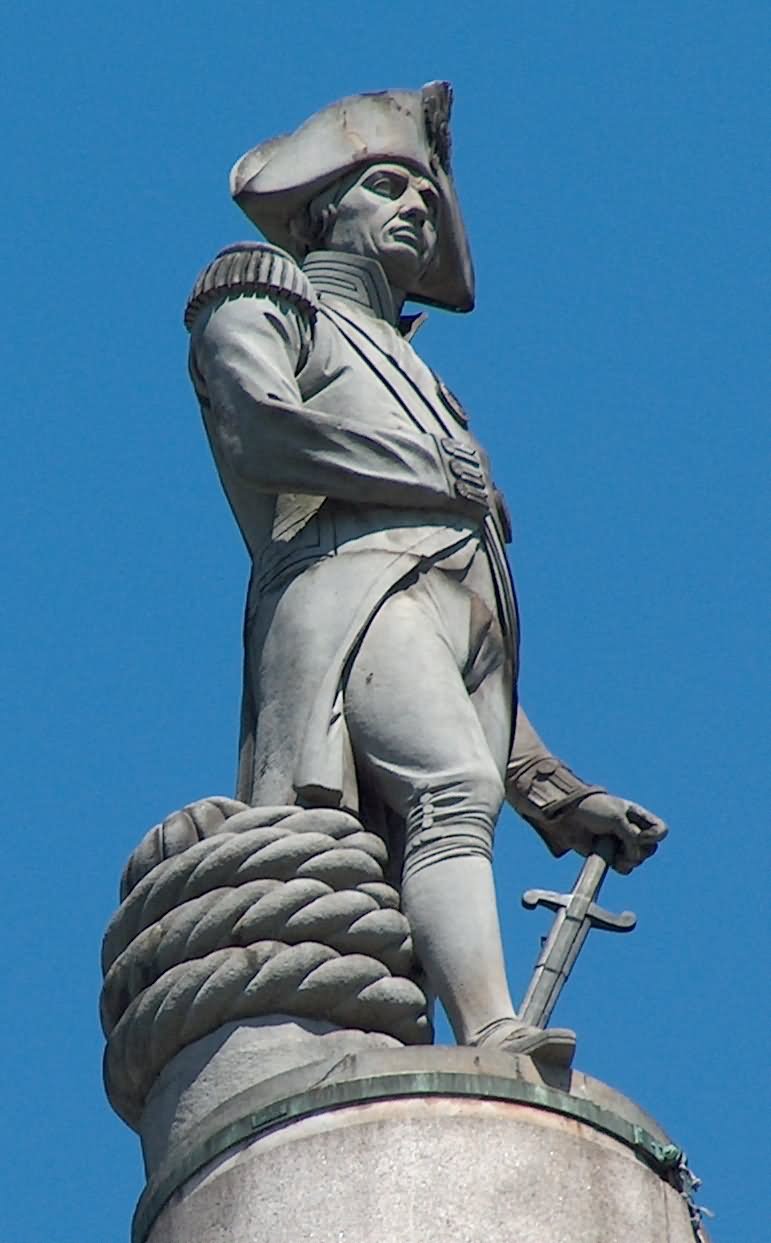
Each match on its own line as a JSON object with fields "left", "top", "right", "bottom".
{"left": 344, "top": 564, "right": 514, "bottom": 883}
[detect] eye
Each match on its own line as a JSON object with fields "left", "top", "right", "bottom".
{"left": 422, "top": 188, "right": 439, "bottom": 221}
{"left": 364, "top": 170, "right": 408, "bottom": 199}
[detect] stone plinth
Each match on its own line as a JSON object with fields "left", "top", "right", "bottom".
{"left": 135, "top": 1036, "right": 702, "bottom": 1243}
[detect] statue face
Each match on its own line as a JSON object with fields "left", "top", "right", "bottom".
{"left": 325, "top": 162, "right": 440, "bottom": 288}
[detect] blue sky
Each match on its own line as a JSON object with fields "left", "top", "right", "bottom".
{"left": 2, "top": 3, "right": 768, "bottom": 1240}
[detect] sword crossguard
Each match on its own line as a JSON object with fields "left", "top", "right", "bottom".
{"left": 522, "top": 887, "right": 637, "bottom": 934}
{"left": 518, "top": 839, "right": 639, "bottom": 1027}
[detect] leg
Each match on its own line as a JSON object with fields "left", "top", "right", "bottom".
{"left": 344, "top": 580, "right": 574, "bottom": 1064}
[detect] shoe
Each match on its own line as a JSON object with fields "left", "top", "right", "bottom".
{"left": 474, "top": 1019, "right": 576, "bottom": 1068}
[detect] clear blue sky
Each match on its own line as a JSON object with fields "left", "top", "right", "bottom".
{"left": 2, "top": 4, "right": 768, "bottom": 1240}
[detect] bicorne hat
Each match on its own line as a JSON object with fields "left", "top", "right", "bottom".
{"left": 230, "top": 81, "right": 474, "bottom": 313}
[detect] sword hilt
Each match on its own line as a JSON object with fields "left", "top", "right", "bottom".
{"left": 522, "top": 833, "right": 636, "bottom": 932}
{"left": 518, "top": 836, "right": 638, "bottom": 1029}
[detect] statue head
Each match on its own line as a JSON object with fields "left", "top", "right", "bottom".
{"left": 230, "top": 83, "right": 474, "bottom": 312}
{"left": 290, "top": 161, "right": 440, "bottom": 291}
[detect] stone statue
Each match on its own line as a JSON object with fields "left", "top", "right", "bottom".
{"left": 100, "top": 85, "right": 708, "bottom": 1243}
{"left": 181, "top": 81, "right": 667, "bottom": 1070}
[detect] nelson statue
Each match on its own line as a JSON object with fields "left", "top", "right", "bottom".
{"left": 185, "top": 82, "right": 667, "bottom": 1068}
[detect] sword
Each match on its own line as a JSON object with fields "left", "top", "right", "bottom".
{"left": 519, "top": 835, "right": 637, "bottom": 1028}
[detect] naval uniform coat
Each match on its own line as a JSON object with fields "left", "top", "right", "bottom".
{"left": 187, "top": 246, "right": 519, "bottom": 816}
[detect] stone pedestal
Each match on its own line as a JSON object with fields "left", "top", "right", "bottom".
{"left": 134, "top": 1029, "right": 703, "bottom": 1243}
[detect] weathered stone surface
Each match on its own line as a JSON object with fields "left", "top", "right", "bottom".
{"left": 139, "top": 1016, "right": 403, "bottom": 1177}
{"left": 140, "top": 1046, "right": 699, "bottom": 1243}
{"left": 102, "top": 802, "right": 430, "bottom": 1127}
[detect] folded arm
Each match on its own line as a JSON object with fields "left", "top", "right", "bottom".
{"left": 191, "top": 294, "right": 488, "bottom": 515}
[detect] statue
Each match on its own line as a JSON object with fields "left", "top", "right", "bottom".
{"left": 181, "top": 81, "right": 667, "bottom": 1070}
{"left": 99, "top": 84, "right": 712, "bottom": 1243}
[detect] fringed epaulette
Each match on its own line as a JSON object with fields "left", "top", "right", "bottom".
{"left": 184, "top": 242, "right": 318, "bottom": 332}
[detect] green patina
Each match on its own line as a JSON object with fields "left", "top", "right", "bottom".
{"left": 133, "top": 1069, "right": 690, "bottom": 1243}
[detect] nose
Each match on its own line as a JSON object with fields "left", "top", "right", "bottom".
{"left": 399, "top": 184, "right": 430, "bottom": 224}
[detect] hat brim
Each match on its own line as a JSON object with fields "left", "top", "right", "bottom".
{"left": 230, "top": 86, "right": 474, "bottom": 313}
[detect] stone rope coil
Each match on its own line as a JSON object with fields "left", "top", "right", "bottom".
{"left": 101, "top": 799, "right": 430, "bottom": 1127}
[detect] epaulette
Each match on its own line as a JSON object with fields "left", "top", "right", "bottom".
{"left": 184, "top": 242, "right": 318, "bottom": 332}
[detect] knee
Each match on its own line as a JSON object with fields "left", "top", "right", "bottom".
{"left": 414, "top": 761, "right": 504, "bottom": 826}
{"left": 402, "top": 763, "right": 505, "bottom": 881}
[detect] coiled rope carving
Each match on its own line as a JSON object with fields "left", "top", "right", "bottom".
{"left": 101, "top": 799, "right": 430, "bottom": 1127}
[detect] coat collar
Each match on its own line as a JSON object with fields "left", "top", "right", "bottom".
{"left": 303, "top": 251, "right": 427, "bottom": 339}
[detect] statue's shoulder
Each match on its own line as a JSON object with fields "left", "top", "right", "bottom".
{"left": 184, "top": 242, "right": 317, "bottom": 332}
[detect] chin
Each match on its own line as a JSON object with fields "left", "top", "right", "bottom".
{"left": 380, "top": 247, "right": 426, "bottom": 290}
